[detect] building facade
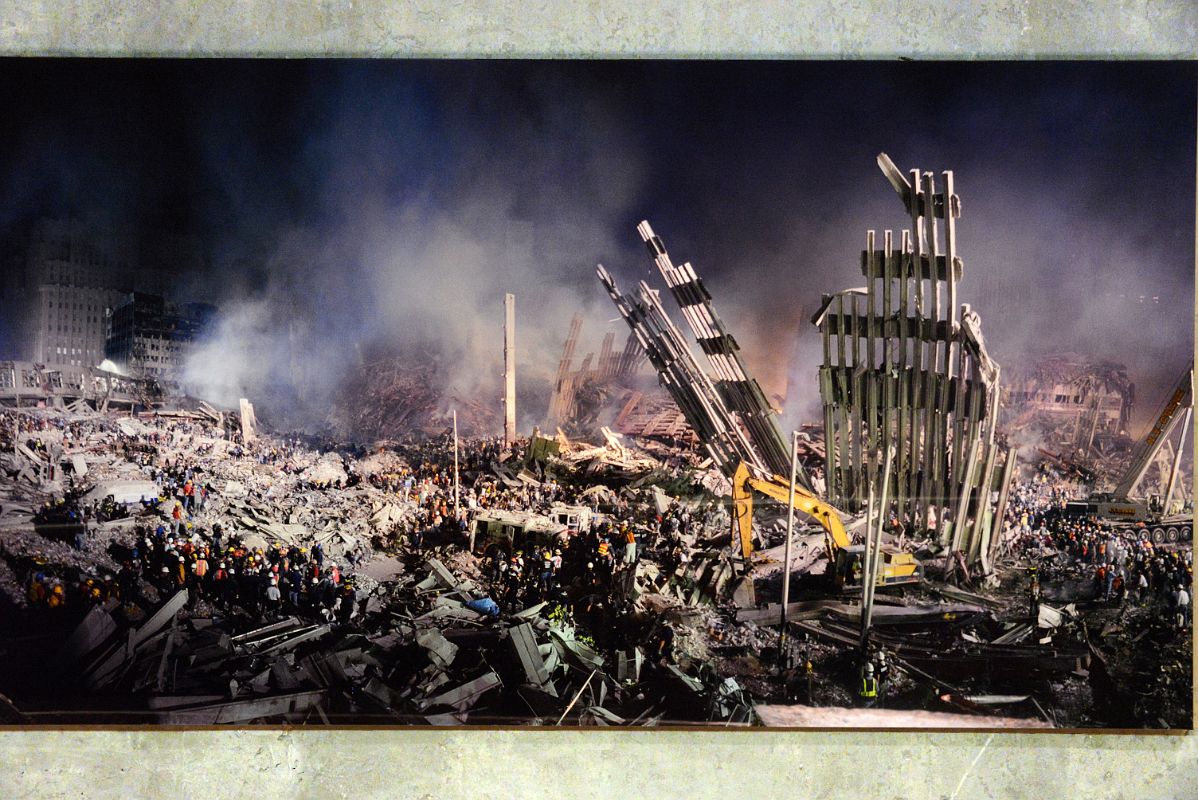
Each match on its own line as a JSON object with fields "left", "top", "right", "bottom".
{"left": 2, "top": 219, "right": 138, "bottom": 368}
{"left": 105, "top": 292, "right": 215, "bottom": 380}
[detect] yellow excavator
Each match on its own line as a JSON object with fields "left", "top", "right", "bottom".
{"left": 731, "top": 462, "right": 922, "bottom": 589}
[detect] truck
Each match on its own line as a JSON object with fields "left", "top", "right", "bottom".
{"left": 1064, "top": 360, "right": 1193, "bottom": 543}
{"left": 547, "top": 503, "right": 596, "bottom": 534}
{"left": 468, "top": 510, "right": 570, "bottom": 557}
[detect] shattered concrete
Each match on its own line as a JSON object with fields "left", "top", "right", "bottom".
{"left": 0, "top": 344, "right": 1189, "bottom": 729}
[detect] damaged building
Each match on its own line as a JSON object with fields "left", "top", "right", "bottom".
{"left": 812, "top": 154, "right": 1015, "bottom": 576}
{"left": 544, "top": 313, "right": 696, "bottom": 444}
{"left": 1003, "top": 355, "right": 1136, "bottom": 461}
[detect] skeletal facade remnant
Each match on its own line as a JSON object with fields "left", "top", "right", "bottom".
{"left": 597, "top": 223, "right": 807, "bottom": 489}
{"left": 598, "top": 263, "right": 752, "bottom": 476}
{"left": 637, "top": 222, "right": 793, "bottom": 479}
{"left": 545, "top": 313, "right": 644, "bottom": 434}
{"left": 504, "top": 293, "right": 516, "bottom": 444}
{"left": 812, "top": 154, "right": 1009, "bottom": 569}
{"left": 546, "top": 313, "right": 584, "bottom": 429}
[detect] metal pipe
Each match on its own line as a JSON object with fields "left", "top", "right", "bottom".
{"left": 452, "top": 408, "right": 460, "bottom": 515}
{"left": 779, "top": 430, "right": 800, "bottom": 664}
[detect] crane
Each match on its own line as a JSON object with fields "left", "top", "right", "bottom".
{"left": 1066, "top": 360, "right": 1193, "bottom": 543}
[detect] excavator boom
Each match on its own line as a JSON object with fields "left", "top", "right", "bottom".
{"left": 731, "top": 462, "right": 850, "bottom": 557}
{"left": 731, "top": 461, "right": 921, "bottom": 588}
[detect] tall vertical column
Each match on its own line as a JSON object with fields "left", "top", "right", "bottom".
{"left": 504, "top": 293, "right": 516, "bottom": 444}
{"left": 547, "top": 314, "right": 582, "bottom": 428}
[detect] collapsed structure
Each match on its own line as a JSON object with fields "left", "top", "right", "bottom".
{"left": 0, "top": 155, "right": 1189, "bottom": 731}
{"left": 0, "top": 360, "right": 171, "bottom": 413}
{"left": 597, "top": 222, "right": 800, "bottom": 487}
{"left": 545, "top": 314, "right": 645, "bottom": 435}
{"left": 813, "top": 154, "right": 1015, "bottom": 574}
{"left": 1004, "top": 356, "right": 1135, "bottom": 453}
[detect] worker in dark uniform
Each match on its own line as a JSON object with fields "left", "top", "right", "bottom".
{"left": 655, "top": 620, "right": 675, "bottom": 664}
{"left": 1027, "top": 565, "right": 1041, "bottom": 627}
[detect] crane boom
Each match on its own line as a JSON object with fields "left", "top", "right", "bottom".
{"left": 1113, "top": 360, "right": 1193, "bottom": 500}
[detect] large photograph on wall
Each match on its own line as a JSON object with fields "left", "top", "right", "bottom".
{"left": 0, "top": 59, "right": 1192, "bottom": 729}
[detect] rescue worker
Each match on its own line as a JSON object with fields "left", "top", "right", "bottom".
{"left": 195, "top": 550, "right": 209, "bottom": 581}
{"left": 28, "top": 572, "right": 48, "bottom": 606}
{"left": 655, "top": 620, "right": 675, "bottom": 663}
{"left": 858, "top": 662, "right": 879, "bottom": 707}
{"left": 623, "top": 525, "right": 637, "bottom": 565}
{"left": 337, "top": 583, "right": 357, "bottom": 624}
{"left": 47, "top": 581, "right": 66, "bottom": 610}
{"left": 1028, "top": 566, "right": 1041, "bottom": 625}
{"left": 265, "top": 578, "right": 282, "bottom": 613}
{"left": 1177, "top": 585, "right": 1191, "bottom": 630}
{"left": 876, "top": 649, "right": 891, "bottom": 688}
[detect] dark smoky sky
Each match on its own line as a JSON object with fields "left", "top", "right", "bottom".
{"left": 0, "top": 60, "right": 1193, "bottom": 434}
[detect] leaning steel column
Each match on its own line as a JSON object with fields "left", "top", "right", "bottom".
{"left": 862, "top": 236, "right": 879, "bottom": 506}
{"left": 987, "top": 445, "right": 1019, "bottom": 564}
{"left": 918, "top": 171, "right": 941, "bottom": 533}
{"left": 640, "top": 220, "right": 794, "bottom": 480}
{"left": 820, "top": 300, "right": 838, "bottom": 500}
{"left": 896, "top": 232, "right": 913, "bottom": 523}
{"left": 504, "top": 293, "right": 517, "bottom": 444}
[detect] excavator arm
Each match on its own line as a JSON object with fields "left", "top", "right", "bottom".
{"left": 731, "top": 460, "right": 922, "bottom": 587}
{"left": 731, "top": 461, "right": 850, "bottom": 559}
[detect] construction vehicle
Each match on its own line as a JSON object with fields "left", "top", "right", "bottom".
{"left": 1065, "top": 360, "right": 1193, "bottom": 543}
{"left": 548, "top": 503, "right": 595, "bottom": 534}
{"left": 730, "top": 462, "right": 922, "bottom": 589}
{"left": 468, "top": 510, "right": 570, "bottom": 557}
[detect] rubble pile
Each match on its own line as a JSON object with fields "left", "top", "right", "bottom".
{"left": 326, "top": 347, "right": 500, "bottom": 441}
{"left": 0, "top": 400, "right": 1189, "bottom": 728}
{"left": 0, "top": 405, "right": 756, "bottom": 725}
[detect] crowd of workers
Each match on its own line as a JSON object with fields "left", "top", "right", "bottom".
{"left": 5, "top": 403, "right": 1193, "bottom": 724}
{"left": 1007, "top": 465, "right": 1193, "bottom": 631}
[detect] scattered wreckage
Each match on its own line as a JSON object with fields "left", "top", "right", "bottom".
{"left": 0, "top": 153, "right": 1189, "bottom": 730}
